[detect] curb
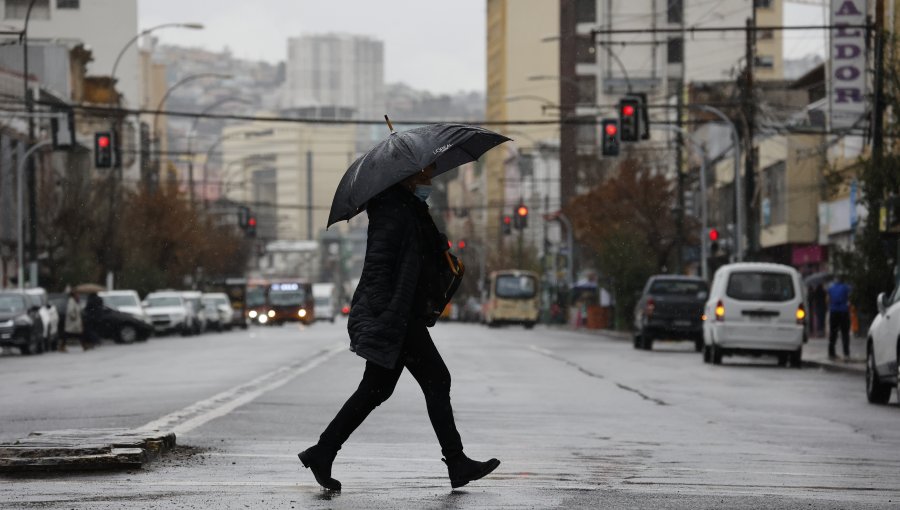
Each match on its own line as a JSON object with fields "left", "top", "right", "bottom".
{"left": 802, "top": 358, "right": 865, "bottom": 375}
{"left": 0, "top": 428, "right": 176, "bottom": 473}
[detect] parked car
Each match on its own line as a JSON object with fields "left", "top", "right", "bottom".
{"left": 25, "top": 288, "right": 59, "bottom": 351}
{"left": 865, "top": 290, "right": 900, "bottom": 404}
{"left": 88, "top": 295, "right": 153, "bottom": 343}
{"left": 702, "top": 263, "right": 806, "bottom": 367}
{"left": 201, "top": 293, "right": 232, "bottom": 331}
{"left": 99, "top": 290, "right": 151, "bottom": 326}
{"left": 0, "top": 290, "right": 44, "bottom": 355}
{"left": 181, "top": 291, "right": 207, "bottom": 334}
{"left": 144, "top": 292, "right": 192, "bottom": 335}
{"left": 633, "top": 276, "right": 708, "bottom": 351}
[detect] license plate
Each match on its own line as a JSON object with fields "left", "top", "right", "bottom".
{"left": 1, "top": 333, "right": 10, "bottom": 339}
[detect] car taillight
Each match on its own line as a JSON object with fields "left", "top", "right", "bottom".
{"left": 715, "top": 300, "right": 725, "bottom": 321}
{"left": 796, "top": 304, "right": 806, "bottom": 324}
{"left": 645, "top": 298, "right": 656, "bottom": 317}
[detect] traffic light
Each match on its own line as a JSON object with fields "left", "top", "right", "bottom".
{"left": 457, "top": 239, "right": 467, "bottom": 252}
{"left": 514, "top": 203, "right": 529, "bottom": 229}
{"left": 94, "top": 131, "right": 113, "bottom": 168}
{"left": 618, "top": 97, "right": 641, "bottom": 142}
{"left": 237, "top": 206, "right": 250, "bottom": 228}
{"left": 246, "top": 216, "right": 257, "bottom": 238}
{"left": 601, "top": 119, "right": 620, "bottom": 157}
{"left": 501, "top": 215, "right": 512, "bottom": 235}
{"left": 708, "top": 228, "right": 720, "bottom": 254}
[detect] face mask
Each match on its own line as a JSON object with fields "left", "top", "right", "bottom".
{"left": 413, "top": 184, "right": 432, "bottom": 202}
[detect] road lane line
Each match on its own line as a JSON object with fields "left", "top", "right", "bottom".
{"left": 137, "top": 344, "right": 345, "bottom": 436}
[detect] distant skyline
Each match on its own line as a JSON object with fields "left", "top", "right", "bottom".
{"left": 138, "top": 0, "right": 487, "bottom": 94}
{"left": 139, "top": 1, "right": 826, "bottom": 95}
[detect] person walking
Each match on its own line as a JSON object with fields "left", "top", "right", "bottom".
{"left": 827, "top": 275, "right": 852, "bottom": 359}
{"left": 62, "top": 290, "right": 87, "bottom": 352}
{"left": 82, "top": 293, "right": 104, "bottom": 349}
{"left": 298, "top": 164, "right": 500, "bottom": 491}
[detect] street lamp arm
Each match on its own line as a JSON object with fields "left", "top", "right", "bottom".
{"left": 187, "top": 96, "right": 252, "bottom": 156}
{"left": 152, "top": 73, "right": 232, "bottom": 135}
{"left": 110, "top": 22, "right": 204, "bottom": 105}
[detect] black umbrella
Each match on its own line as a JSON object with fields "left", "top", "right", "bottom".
{"left": 327, "top": 120, "right": 511, "bottom": 227}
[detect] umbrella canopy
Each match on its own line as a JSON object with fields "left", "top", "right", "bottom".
{"left": 74, "top": 283, "right": 106, "bottom": 294}
{"left": 327, "top": 123, "right": 510, "bottom": 226}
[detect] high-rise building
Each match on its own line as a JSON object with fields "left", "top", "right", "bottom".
{"left": 284, "top": 33, "right": 385, "bottom": 120}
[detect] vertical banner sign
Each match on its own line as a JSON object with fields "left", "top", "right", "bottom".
{"left": 829, "top": 0, "right": 868, "bottom": 129}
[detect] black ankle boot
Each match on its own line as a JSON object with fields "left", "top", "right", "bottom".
{"left": 298, "top": 445, "right": 341, "bottom": 491}
{"left": 442, "top": 452, "right": 500, "bottom": 489}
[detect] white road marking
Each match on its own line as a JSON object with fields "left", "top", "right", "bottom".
{"left": 137, "top": 344, "right": 345, "bottom": 436}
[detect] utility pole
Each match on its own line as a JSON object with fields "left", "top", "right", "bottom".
{"left": 872, "top": 0, "right": 885, "bottom": 166}
{"left": 744, "top": 16, "right": 758, "bottom": 259}
{"left": 674, "top": 0, "right": 686, "bottom": 274}
{"left": 307, "top": 150, "right": 313, "bottom": 241}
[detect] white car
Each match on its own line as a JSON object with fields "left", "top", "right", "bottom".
{"left": 865, "top": 290, "right": 900, "bottom": 404}
{"left": 144, "top": 292, "right": 191, "bottom": 335}
{"left": 99, "top": 290, "right": 151, "bottom": 326}
{"left": 702, "top": 262, "right": 806, "bottom": 367}
{"left": 201, "top": 293, "right": 233, "bottom": 331}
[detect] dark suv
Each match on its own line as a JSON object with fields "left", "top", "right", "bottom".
{"left": 633, "top": 276, "right": 708, "bottom": 352}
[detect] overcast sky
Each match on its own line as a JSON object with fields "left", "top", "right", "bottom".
{"left": 139, "top": 1, "right": 825, "bottom": 94}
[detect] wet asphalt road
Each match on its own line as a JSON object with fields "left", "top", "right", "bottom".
{"left": 2, "top": 321, "right": 900, "bottom": 509}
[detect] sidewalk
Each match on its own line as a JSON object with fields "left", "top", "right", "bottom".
{"left": 551, "top": 324, "right": 866, "bottom": 374}
{"left": 802, "top": 333, "right": 866, "bottom": 374}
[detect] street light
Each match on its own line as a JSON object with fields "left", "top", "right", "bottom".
{"left": 185, "top": 96, "right": 252, "bottom": 205}
{"left": 152, "top": 73, "right": 233, "bottom": 137}
{"left": 110, "top": 22, "right": 205, "bottom": 96}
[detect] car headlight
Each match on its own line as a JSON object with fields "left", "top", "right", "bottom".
{"left": 248, "top": 310, "right": 258, "bottom": 319}
{"left": 14, "top": 315, "right": 30, "bottom": 326}
{"left": 298, "top": 309, "right": 307, "bottom": 318}
{"left": 0, "top": 319, "right": 13, "bottom": 327}
{"left": 258, "top": 315, "right": 268, "bottom": 324}
{"left": 267, "top": 310, "right": 275, "bottom": 318}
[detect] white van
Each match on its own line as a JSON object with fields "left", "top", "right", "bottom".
{"left": 313, "top": 283, "right": 337, "bottom": 323}
{"left": 702, "top": 262, "right": 806, "bottom": 367}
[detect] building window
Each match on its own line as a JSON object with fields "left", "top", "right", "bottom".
{"left": 575, "top": 0, "right": 595, "bottom": 24}
{"left": 667, "top": 0, "right": 683, "bottom": 24}
{"left": 755, "top": 55, "right": 774, "bottom": 68}
{"left": 762, "top": 162, "right": 785, "bottom": 226}
{"left": 754, "top": 0, "right": 772, "bottom": 8}
{"left": 57, "top": 0, "right": 78, "bottom": 8}
{"left": 756, "top": 29, "right": 774, "bottom": 41}
{"left": 576, "top": 35, "right": 595, "bottom": 64}
{"left": 667, "top": 37, "right": 683, "bottom": 64}
{"left": 5, "top": 0, "right": 49, "bottom": 19}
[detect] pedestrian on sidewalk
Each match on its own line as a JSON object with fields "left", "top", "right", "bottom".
{"left": 61, "top": 289, "right": 88, "bottom": 352}
{"left": 81, "top": 293, "right": 103, "bottom": 349}
{"left": 812, "top": 283, "right": 827, "bottom": 337}
{"left": 827, "top": 275, "right": 852, "bottom": 359}
{"left": 298, "top": 164, "right": 500, "bottom": 491}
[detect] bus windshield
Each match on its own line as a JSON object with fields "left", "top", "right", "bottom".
{"left": 247, "top": 288, "right": 266, "bottom": 307}
{"left": 495, "top": 274, "right": 537, "bottom": 299}
{"left": 270, "top": 290, "right": 306, "bottom": 306}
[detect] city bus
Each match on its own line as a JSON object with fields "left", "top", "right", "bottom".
{"left": 267, "top": 281, "right": 315, "bottom": 325}
{"left": 246, "top": 278, "right": 270, "bottom": 325}
{"left": 482, "top": 270, "right": 540, "bottom": 329}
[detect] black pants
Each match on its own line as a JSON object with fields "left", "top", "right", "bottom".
{"left": 318, "top": 322, "right": 464, "bottom": 458}
{"left": 829, "top": 311, "right": 850, "bottom": 356}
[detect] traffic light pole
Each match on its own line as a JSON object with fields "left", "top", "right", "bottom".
{"left": 16, "top": 139, "right": 51, "bottom": 289}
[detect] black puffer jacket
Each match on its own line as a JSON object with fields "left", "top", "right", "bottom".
{"left": 348, "top": 185, "right": 443, "bottom": 369}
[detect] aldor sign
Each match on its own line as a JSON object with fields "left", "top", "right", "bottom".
{"left": 829, "top": 0, "right": 868, "bottom": 129}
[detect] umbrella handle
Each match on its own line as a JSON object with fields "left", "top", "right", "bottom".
{"left": 384, "top": 114, "right": 395, "bottom": 134}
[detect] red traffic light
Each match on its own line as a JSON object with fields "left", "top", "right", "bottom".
{"left": 708, "top": 228, "right": 719, "bottom": 241}
{"left": 516, "top": 205, "right": 528, "bottom": 217}
{"left": 97, "top": 135, "right": 110, "bottom": 148}
{"left": 248, "top": 217, "right": 257, "bottom": 227}
{"left": 457, "top": 240, "right": 466, "bottom": 250}
{"left": 605, "top": 123, "right": 618, "bottom": 136}
{"left": 622, "top": 104, "right": 635, "bottom": 117}
{"left": 503, "top": 215, "right": 512, "bottom": 224}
